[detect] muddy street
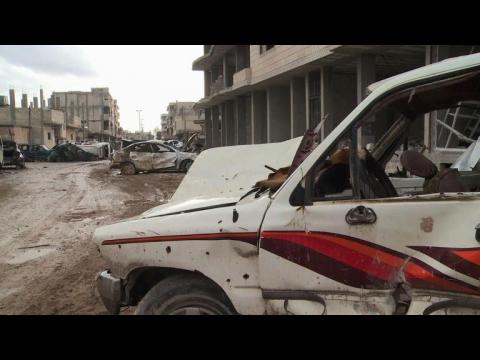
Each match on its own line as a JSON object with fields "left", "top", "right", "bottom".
{"left": 0, "top": 161, "right": 184, "bottom": 314}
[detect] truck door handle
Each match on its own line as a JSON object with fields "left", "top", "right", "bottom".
{"left": 345, "top": 206, "right": 377, "bottom": 225}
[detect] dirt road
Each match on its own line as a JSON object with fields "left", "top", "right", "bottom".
{"left": 0, "top": 161, "right": 183, "bottom": 314}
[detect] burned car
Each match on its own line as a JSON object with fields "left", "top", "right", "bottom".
{"left": 0, "top": 138, "right": 26, "bottom": 169}
{"left": 111, "top": 140, "right": 196, "bottom": 175}
{"left": 48, "top": 143, "right": 98, "bottom": 162}
{"left": 94, "top": 54, "right": 480, "bottom": 315}
{"left": 19, "top": 144, "right": 50, "bottom": 162}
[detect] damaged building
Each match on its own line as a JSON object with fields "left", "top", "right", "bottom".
{"left": 193, "top": 45, "right": 480, "bottom": 165}
{"left": 160, "top": 101, "right": 205, "bottom": 140}
{"left": 0, "top": 89, "right": 81, "bottom": 147}
{"left": 49, "top": 88, "right": 121, "bottom": 143}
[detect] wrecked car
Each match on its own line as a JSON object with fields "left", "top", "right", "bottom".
{"left": 111, "top": 140, "right": 196, "bottom": 175}
{"left": 94, "top": 53, "right": 480, "bottom": 315}
{"left": 48, "top": 143, "right": 98, "bottom": 162}
{"left": 77, "top": 142, "right": 111, "bottom": 160}
{"left": 0, "top": 138, "right": 26, "bottom": 169}
{"left": 19, "top": 144, "right": 50, "bottom": 162}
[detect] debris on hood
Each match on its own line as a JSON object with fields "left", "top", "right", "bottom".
{"left": 171, "top": 137, "right": 302, "bottom": 202}
{"left": 254, "top": 121, "right": 324, "bottom": 192}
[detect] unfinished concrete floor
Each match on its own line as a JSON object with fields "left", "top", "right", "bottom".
{"left": 0, "top": 161, "right": 184, "bottom": 314}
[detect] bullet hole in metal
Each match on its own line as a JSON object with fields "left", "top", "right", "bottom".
{"left": 118, "top": 245, "right": 121, "bottom": 249}
{"left": 243, "top": 274, "right": 249, "bottom": 280}
{"left": 232, "top": 209, "right": 239, "bottom": 223}
{"left": 206, "top": 251, "right": 210, "bottom": 255}
{"left": 218, "top": 220, "right": 222, "bottom": 224}
{"left": 226, "top": 279, "right": 231, "bottom": 283}
{"left": 166, "top": 246, "right": 171, "bottom": 254}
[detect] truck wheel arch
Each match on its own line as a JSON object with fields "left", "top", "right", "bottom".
{"left": 125, "top": 266, "right": 236, "bottom": 312}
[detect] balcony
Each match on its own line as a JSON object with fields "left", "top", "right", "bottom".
{"left": 43, "top": 110, "right": 65, "bottom": 126}
{"left": 233, "top": 67, "right": 251, "bottom": 87}
{"left": 67, "top": 115, "right": 81, "bottom": 129}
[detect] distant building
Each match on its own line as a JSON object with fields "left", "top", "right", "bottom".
{"left": 123, "top": 130, "right": 154, "bottom": 141}
{"left": 49, "top": 88, "right": 120, "bottom": 142}
{"left": 162, "top": 101, "right": 204, "bottom": 140}
{"left": 160, "top": 114, "right": 169, "bottom": 139}
{"left": 0, "top": 89, "right": 81, "bottom": 147}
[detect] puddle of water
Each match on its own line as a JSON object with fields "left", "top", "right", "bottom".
{"left": 7, "top": 247, "right": 56, "bottom": 265}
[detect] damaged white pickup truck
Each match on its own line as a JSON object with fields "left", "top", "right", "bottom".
{"left": 94, "top": 53, "right": 480, "bottom": 315}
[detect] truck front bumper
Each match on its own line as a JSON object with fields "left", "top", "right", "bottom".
{"left": 96, "top": 270, "right": 123, "bottom": 315}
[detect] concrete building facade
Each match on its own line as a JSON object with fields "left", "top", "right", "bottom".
{"left": 193, "top": 45, "right": 480, "bottom": 164}
{"left": 49, "top": 87, "right": 120, "bottom": 143}
{"left": 160, "top": 114, "right": 169, "bottom": 139}
{"left": 0, "top": 89, "right": 81, "bottom": 147}
{"left": 161, "top": 101, "right": 204, "bottom": 140}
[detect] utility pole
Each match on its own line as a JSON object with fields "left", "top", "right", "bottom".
{"left": 136, "top": 109, "right": 143, "bottom": 133}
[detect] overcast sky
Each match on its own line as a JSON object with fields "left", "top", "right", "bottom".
{"left": 0, "top": 45, "right": 204, "bottom": 132}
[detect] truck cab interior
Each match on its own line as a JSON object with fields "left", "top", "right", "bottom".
{"left": 298, "top": 69, "right": 480, "bottom": 204}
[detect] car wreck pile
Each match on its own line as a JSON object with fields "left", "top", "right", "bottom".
{"left": 48, "top": 143, "right": 98, "bottom": 162}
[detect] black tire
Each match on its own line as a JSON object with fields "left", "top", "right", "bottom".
{"left": 120, "top": 162, "right": 136, "bottom": 175}
{"left": 135, "top": 274, "right": 235, "bottom": 315}
{"left": 181, "top": 159, "right": 193, "bottom": 173}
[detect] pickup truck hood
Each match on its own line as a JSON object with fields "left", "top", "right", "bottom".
{"left": 170, "top": 137, "right": 302, "bottom": 202}
{"left": 137, "top": 137, "right": 302, "bottom": 219}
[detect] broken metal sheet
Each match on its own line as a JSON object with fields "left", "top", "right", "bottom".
{"left": 170, "top": 137, "right": 303, "bottom": 202}
{"left": 451, "top": 139, "right": 480, "bottom": 171}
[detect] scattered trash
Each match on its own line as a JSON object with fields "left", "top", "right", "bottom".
{"left": 17, "top": 244, "right": 52, "bottom": 250}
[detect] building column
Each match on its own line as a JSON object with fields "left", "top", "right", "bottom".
{"left": 252, "top": 91, "right": 267, "bottom": 144}
{"left": 211, "top": 105, "right": 220, "bottom": 147}
{"left": 235, "top": 96, "right": 249, "bottom": 145}
{"left": 267, "top": 85, "right": 290, "bottom": 143}
{"left": 356, "top": 53, "right": 376, "bottom": 145}
{"left": 320, "top": 66, "right": 335, "bottom": 139}
{"left": 204, "top": 108, "right": 212, "bottom": 148}
{"left": 220, "top": 103, "right": 227, "bottom": 146}
{"left": 21, "top": 94, "right": 28, "bottom": 108}
{"left": 9, "top": 89, "right": 16, "bottom": 124}
{"left": 225, "top": 100, "right": 235, "bottom": 145}
{"left": 245, "top": 95, "right": 252, "bottom": 144}
{"left": 290, "top": 77, "right": 306, "bottom": 138}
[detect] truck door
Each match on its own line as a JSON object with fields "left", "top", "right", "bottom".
{"left": 151, "top": 144, "right": 177, "bottom": 169}
{"left": 259, "top": 68, "right": 480, "bottom": 314}
{"left": 259, "top": 142, "right": 480, "bottom": 315}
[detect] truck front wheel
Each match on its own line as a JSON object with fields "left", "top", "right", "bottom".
{"left": 135, "top": 274, "right": 235, "bottom": 315}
